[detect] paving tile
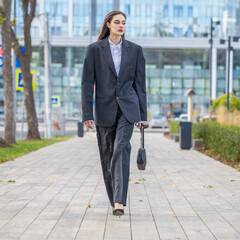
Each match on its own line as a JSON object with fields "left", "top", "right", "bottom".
{"left": 0, "top": 133, "right": 239, "bottom": 240}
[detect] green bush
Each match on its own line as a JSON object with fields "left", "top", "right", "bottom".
{"left": 193, "top": 121, "right": 240, "bottom": 162}
{"left": 170, "top": 120, "right": 240, "bottom": 162}
{"left": 192, "top": 122, "right": 207, "bottom": 139}
{"left": 211, "top": 92, "right": 240, "bottom": 112}
{"left": 170, "top": 120, "right": 180, "bottom": 134}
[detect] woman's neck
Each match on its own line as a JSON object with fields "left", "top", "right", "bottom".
{"left": 109, "top": 34, "right": 122, "bottom": 45}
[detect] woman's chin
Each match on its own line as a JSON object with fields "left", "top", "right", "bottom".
{"left": 113, "top": 31, "right": 124, "bottom": 37}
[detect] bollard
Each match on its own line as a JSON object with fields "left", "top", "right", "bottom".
{"left": 77, "top": 122, "right": 84, "bottom": 137}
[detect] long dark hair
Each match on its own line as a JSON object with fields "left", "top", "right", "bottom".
{"left": 97, "top": 10, "right": 126, "bottom": 41}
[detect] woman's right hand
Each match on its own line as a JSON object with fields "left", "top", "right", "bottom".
{"left": 84, "top": 121, "right": 94, "bottom": 129}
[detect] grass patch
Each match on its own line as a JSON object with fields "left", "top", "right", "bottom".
{"left": 0, "top": 136, "right": 75, "bottom": 163}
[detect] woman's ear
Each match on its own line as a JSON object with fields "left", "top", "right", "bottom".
{"left": 106, "top": 22, "right": 110, "bottom": 29}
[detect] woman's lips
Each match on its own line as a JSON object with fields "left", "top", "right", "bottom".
{"left": 118, "top": 29, "right": 123, "bottom": 32}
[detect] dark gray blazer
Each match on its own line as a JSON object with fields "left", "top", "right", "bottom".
{"left": 81, "top": 37, "right": 147, "bottom": 127}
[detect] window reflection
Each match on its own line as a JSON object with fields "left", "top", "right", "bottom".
{"left": 45, "top": 0, "right": 68, "bottom": 36}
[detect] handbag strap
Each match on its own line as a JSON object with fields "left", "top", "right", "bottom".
{"left": 134, "top": 123, "right": 148, "bottom": 149}
{"left": 141, "top": 127, "right": 144, "bottom": 148}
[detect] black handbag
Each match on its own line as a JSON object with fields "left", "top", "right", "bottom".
{"left": 135, "top": 123, "right": 149, "bottom": 170}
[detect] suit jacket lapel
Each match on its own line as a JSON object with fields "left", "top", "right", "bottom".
{"left": 100, "top": 37, "right": 117, "bottom": 78}
{"left": 118, "top": 38, "right": 131, "bottom": 79}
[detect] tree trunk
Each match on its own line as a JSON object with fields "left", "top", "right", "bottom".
{"left": 21, "top": 60, "right": 40, "bottom": 140}
{"left": 10, "top": 0, "right": 40, "bottom": 140}
{"left": 2, "top": 0, "right": 16, "bottom": 144}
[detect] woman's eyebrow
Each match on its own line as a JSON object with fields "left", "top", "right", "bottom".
{"left": 114, "top": 20, "right": 126, "bottom": 22}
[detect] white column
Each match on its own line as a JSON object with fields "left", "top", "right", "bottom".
{"left": 226, "top": 50, "right": 228, "bottom": 93}
{"left": 229, "top": 50, "right": 233, "bottom": 93}
{"left": 67, "top": 47, "right": 72, "bottom": 117}
{"left": 211, "top": 47, "right": 217, "bottom": 100}
{"left": 188, "top": 95, "right": 193, "bottom": 121}
{"left": 68, "top": 0, "right": 73, "bottom": 37}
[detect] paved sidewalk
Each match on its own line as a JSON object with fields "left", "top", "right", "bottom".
{"left": 0, "top": 130, "right": 240, "bottom": 240}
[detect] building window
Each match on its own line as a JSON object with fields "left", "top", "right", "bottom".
{"left": 31, "top": 26, "right": 39, "bottom": 37}
{"left": 179, "top": 6, "right": 183, "bottom": 17}
{"left": 174, "top": 27, "right": 183, "bottom": 37}
{"left": 174, "top": 6, "right": 178, "bottom": 17}
{"left": 45, "top": 0, "right": 68, "bottom": 36}
{"left": 163, "top": 5, "right": 168, "bottom": 17}
{"left": 125, "top": 4, "right": 130, "bottom": 15}
{"left": 188, "top": 28, "right": 193, "bottom": 37}
{"left": 188, "top": 6, "right": 193, "bottom": 17}
{"left": 51, "top": 26, "right": 62, "bottom": 36}
{"left": 136, "top": 4, "right": 141, "bottom": 16}
{"left": 174, "top": 6, "right": 183, "bottom": 17}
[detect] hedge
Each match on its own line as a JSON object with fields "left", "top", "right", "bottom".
{"left": 170, "top": 120, "right": 180, "bottom": 134}
{"left": 170, "top": 120, "right": 240, "bottom": 162}
{"left": 193, "top": 122, "right": 240, "bottom": 162}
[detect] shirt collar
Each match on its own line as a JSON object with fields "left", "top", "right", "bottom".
{"left": 108, "top": 37, "right": 122, "bottom": 49}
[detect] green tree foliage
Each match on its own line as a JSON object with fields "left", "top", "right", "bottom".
{"left": 211, "top": 92, "right": 240, "bottom": 112}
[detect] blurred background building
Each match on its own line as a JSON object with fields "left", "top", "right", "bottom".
{"left": 1, "top": 0, "right": 240, "bottom": 119}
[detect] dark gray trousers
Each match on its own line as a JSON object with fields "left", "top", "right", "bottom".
{"left": 96, "top": 105, "right": 134, "bottom": 207}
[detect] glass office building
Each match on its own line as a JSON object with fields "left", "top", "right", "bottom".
{"left": 0, "top": 0, "right": 240, "bottom": 119}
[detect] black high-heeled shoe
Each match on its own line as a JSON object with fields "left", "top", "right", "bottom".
{"left": 113, "top": 209, "right": 124, "bottom": 216}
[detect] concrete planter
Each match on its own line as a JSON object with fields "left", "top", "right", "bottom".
{"left": 170, "top": 134, "right": 180, "bottom": 142}
{"left": 192, "top": 139, "right": 203, "bottom": 149}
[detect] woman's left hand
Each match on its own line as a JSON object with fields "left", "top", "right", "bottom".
{"left": 137, "top": 122, "right": 148, "bottom": 129}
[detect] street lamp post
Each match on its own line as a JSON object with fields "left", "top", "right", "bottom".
{"left": 43, "top": 13, "right": 52, "bottom": 138}
{"left": 208, "top": 18, "right": 221, "bottom": 110}
{"left": 220, "top": 36, "right": 239, "bottom": 111}
{"left": 35, "top": 12, "right": 52, "bottom": 138}
{"left": 226, "top": 36, "right": 231, "bottom": 111}
{"left": 209, "top": 18, "right": 213, "bottom": 108}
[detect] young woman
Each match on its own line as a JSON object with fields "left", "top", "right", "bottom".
{"left": 81, "top": 10, "right": 147, "bottom": 216}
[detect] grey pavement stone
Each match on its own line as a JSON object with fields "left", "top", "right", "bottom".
{"left": 0, "top": 131, "right": 239, "bottom": 240}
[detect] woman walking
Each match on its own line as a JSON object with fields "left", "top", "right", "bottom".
{"left": 81, "top": 10, "right": 147, "bottom": 216}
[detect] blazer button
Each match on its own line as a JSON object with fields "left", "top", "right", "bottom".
{"left": 116, "top": 97, "right": 119, "bottom": 100}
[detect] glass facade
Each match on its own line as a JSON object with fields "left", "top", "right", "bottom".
{"left": 1, "top": 0, "right": 240, "bottom": 120}
{"left": 233, "top": 50, "right": 240, "bottom": 96}
{"left": 144, "top": 48, "right": 210, "bottom": 116}
{"left": 217, "top": 49, "right": 226, "bottom": 97}
{"left": 73, "top": 0, "right": 90, "bottom": 36}
{"left": 118, "top": 0, "right": 238, "bottom": 38}
{"left": 25, "top": 0, "right": 238, "bottom": 39}
{"left": 45, "top": 0, "right": 68, "bottom": 36}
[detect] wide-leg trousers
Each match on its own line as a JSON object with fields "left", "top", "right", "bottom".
{"left": 96, "top": 105, "right": 134, "bottom": 207}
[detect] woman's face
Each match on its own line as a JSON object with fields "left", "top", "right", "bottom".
{"left": 106, "top": 14, "right": 126, "bottom": 37}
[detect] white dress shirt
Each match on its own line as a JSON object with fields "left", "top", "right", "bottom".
{"left": 108, "top": 37, "right": 122, "bottom": 76}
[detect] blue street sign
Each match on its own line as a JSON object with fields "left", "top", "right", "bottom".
{"left": 0, "top": 46, "right": 3, "bottom": 67}
{"left": 52, "top": 96, "right": 61, "bottom": 107}
{"left": 0, "top": 45, "right": 24, "bottom": 68}
{"left": 16, "top": 69, "right": 36, "bottom": 91}
{"left": 16, "top": 46, "right": 24, "bottom": 68}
